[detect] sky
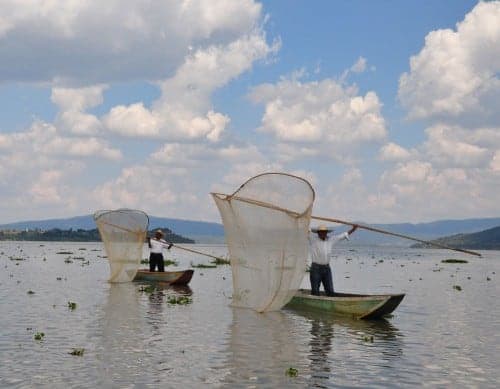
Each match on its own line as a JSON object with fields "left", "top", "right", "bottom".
{"left": 0, "top": 0, "right": 499, "bottom": 224}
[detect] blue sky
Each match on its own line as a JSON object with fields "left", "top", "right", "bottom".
{"left": 0, "top": 0, "right": 498, "bottom": 224}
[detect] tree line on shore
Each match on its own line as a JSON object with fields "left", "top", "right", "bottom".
{"left": 0, "top": 227, "right": 194, "bottom": 243}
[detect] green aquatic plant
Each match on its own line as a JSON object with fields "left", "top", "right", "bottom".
{"left": 34, "top": 332, "right": 45, "bottom": 340}
{"left": 191, "top": 262, "right": 216, "bottom": 269}
{"left": 140, "top": 259, "right": 149, "bottom": 264}
{"left": 27, "top": 290, "right": 35, "bottom": 295}
{"left": 442, "top": 259, "right": 468, "bottom": 264}
{"left": 453, "top": 285, "right": 462, "bottom": 291}
{"left": 285, "top": 367, "right": 298, "bottom": 377}
{"left": 9, "top": 257, "right": 25, "bottom": 261}
{"left": 68, "top": 301, "right": 77, "bottom": 310}
{"left": 64, "top": 258, "right": 73, "bottom": 263}
{"left": 138, "top": 285, "right": 156, "bottom": 294}
{"left": 210, "top": 257, "right": 231, "bottom": 265}
{"left": 69, "top": 348, "right": 85, "bottom": 356}
{"left": 363, "top": 335, "right": 374, "bottom": 343}
{"left": 56, "top": 251, "right": 73, "bottom": 255}
{"left": 167, "top": 295, "right": 192, "bottom": 305}
{"left": 165, "top": 259, "right": 179, "bottom": 267}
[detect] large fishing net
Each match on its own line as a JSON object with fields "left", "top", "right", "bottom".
{"left": 93, "top": 209, "right": 149, "bottom": 283}
{"left": 212, "top": 173, "right": 315, "bottom": 312}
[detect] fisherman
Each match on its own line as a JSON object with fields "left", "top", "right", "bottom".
{"left": 147, "top": 230, "right": 173, "bottom": 272}
{"left": 309, "top": 224, "right": 358, "bottom": 296}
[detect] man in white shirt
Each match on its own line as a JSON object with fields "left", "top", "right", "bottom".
{"left": 309, "top": 224, "right": 358, "bottom": 296}
{"left": 148, "top": 230, "right": 173, "bottom": 272}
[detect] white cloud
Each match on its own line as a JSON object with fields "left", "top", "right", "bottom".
{"left": 398, "top": 1, "right": 500, "bottom": 125}
{"left": 250, "top": 76, "right": 386, "bottom": 152}
{"left": 379, "top": 142, "right": 413, "bottom": 162}
{"left": 350, "top": 57, "right": 367, "bottom": 73}
{"left": 104, "top": 32, "right": 276, "bottom": 141}
{"left": 51, "top": 85, "right": 106, "bottom": 135}
{"left": 0, "top": 0, "right": 264, "bottom": 85}
{"left": 423, "top": 125, "right": 491, "bottom": 168}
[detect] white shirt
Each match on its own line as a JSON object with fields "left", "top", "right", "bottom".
{"left": 309, "top": 231, "right": 349, "bottom": 265}
{"left": 150, "top": 238, "right": 170, "bottom": 254}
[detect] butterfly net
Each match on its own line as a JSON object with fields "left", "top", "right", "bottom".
{"left": 212, "top": 173, "right": 315, "bottom": 312}
{"left": 93, "top": 209, "right": 149, "bottom": 283}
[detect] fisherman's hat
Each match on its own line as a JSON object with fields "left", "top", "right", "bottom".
{"left": 312, "top": 225, "right": 332, "bottom": 233}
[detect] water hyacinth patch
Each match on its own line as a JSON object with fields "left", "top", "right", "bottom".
{"left": 286, "top": 367, "right": 298, "bottom": 377}
{"left": 34, "top": 332, "right": 45, "bottom": 340}
{"left": 68, "top": 301, "right": 77, "bottom": 310}
{"left": 453, "top": 285, "right": 462, "bottom": 291}
{"left": 167, "top": 295, "right": 192, "bottom": 305}
{"left": 69, "top": 348, "right": 85, "bottom": 356}
{"left": 442, "top": 259, "right": 468, "bottom": 264}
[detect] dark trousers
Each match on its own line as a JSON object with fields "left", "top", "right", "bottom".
{"left": 149, "top": 253, "right": 165, "bottom": 272}
{"left": 310, "top": 263, "right": 334, "bottom": 296}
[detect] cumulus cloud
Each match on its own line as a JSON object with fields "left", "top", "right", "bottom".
{"left": 250, "top": 75, "right": 386, "bottom": 156}
{"left": 104, "top": 32, "right": 276, "bottom": 141}
{"left": 51, "top": 85, "right": 106, "bottom": 135}
{"left": 0, "top": 0, "right": 263, "bottom": 85}
{"left": 398, "top": 1, "right": 500, "bottom": 125}
{"left": 379, "top": 142, "right": 413, "bottom": 162}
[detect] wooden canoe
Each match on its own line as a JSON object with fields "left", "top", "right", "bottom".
{"left": 285, "top": 289, "right": 405, "bottom": 320}
{"left": 133, "top": 269, "right": 194, "bottom": 285}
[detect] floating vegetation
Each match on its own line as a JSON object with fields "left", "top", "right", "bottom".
{"left": 487, "top": 277, "right": 491, "bottom": 281}
{"left": 285, "top": 367, "right": 298, "bottom": 377}
{"left": 56, "top": 277, "right": 62, "bottom": 281}
{"left": 68, "top": 301, "right": 77, "bottom": 310}
{"left": 27, "top": 290, "right": 35, "bottom": 295}
{"left": 138, "top": 285, "right": 157, "bottom": 294}
{"left": 69, "top": 348, "right": 85, "bottom": 356}
{"left": 73, "top": 257, "right": 86, "bottom": 260}
{"left": 64, "top": 258, "right": 73, "bottom": 263}
{"left": 56, "top": 251, "right": 73, "bottom": 255}
{"left": 140, "top": 259, "right": 149, "bottom": 264}
{"left": 453, "top": 285, "right": 462, "bottom": 291}
{"left": 34, "top": 332, "right": 45, "bottom": 340}
{"left": 442, "top": 259, "right": 468, "bottom": 264}
{"left": 165, "top": 259, "right": 179, "bottom": 267}
{"left": 210, "top": 257, "right": 230, "bottom": 265}
{"left": 167, "top": 295, "right": 192, "bottom": 305}
{"left": 191, "top": 263, "right": 216, "bottom": 269}
{"left": 9, "top": 257, "right": 25, "bottom": 261}
{"left": 78, "top": 248, "right": 87, "bottom": 251}
{"left": 363, "top": 335, "right": 374, "bottom": 343}
{"left": 378, "top": 259, "right": 384, "bottom": 263}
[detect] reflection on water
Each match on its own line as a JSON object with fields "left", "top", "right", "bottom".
{"left": 1, "top": 242, "right": 499, "bottom": 388}
{"left": 222, "top": 308, "right": 307, "bottom": 388}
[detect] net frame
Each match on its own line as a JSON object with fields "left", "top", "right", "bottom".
{"left": 93, "top": 209, "right": 149, "bottom": 283}
{"left": 212, "top": 172, "right": 315, "bottom": 312}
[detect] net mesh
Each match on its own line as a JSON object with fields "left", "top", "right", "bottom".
{"left": 212, "top": 172, "right": 315, "bottom": 312}
{"left": 93, "top": 209, "right": 149, "bottom": 283}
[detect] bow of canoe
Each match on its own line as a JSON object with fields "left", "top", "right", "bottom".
{"left": 285, "top": 289, "right": 405, "bottom": 320}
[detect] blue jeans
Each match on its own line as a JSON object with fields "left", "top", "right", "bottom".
{"left": 310, "top": 263, "right": 334, "bottom": 296}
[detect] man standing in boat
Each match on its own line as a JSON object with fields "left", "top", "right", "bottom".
{"left": 148, "top": 230, "right": 173, "bottom": 272}
{"left": 309, "top": 224, "right": 358, "bottom": 296}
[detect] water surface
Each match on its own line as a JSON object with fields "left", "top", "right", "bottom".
{"left": 1, "top": 242, "right": 498, "bottom": 388}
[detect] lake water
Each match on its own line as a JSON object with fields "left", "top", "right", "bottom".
{"left": 0, "top": 241, "right": 499, "bottom": 388}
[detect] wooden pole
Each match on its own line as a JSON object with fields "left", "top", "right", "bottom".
{"left": 213, "top": 193, "right": 482, "bottom": 257}
{"left": 168, "top": 242, "right": 226, "bottom": 261}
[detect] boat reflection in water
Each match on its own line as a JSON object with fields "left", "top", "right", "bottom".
{"left": 290, "top": 308, "right": 404, "bottom": 387}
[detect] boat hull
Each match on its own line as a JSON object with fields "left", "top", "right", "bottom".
{"left": 285, "top": 289, "right": 405, "bottom": 320}
{"left": 133, "top": 269, "right": 194, "bottom": 285}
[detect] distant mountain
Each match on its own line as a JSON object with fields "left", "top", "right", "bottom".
{"left": 0, "top": 214, "right": 224, "bottom": 243}
{"left": 411, "top": 226, "right": 500, "bottom": 250}
{"left": 1, "top": 215, "right": 500, "bottom": 245}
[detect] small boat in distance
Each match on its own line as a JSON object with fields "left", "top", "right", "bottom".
{"left": 133, "top": 269, "right": 194, "bottom": 285}
{"left": 285, "top": 289, "right": 405, "bottom": 320}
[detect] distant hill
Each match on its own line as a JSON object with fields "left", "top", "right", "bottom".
{"left": 411, "top": 226, "right": 500, "bottom": 250}
{"left": 0, "top": 215, "right": 224, "bottom": 243}
{"left": 1, "top": 214, "right": 500, "bottom": 245}
{"left": 0, "top": 227, "right": 194, "bottom": 243}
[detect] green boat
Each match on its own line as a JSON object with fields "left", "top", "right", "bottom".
{"left": 285, "top": 289, "right": 405, "bottom": 320}
{"left": 133, "top": 269, "right": 194, "bottom": 285}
